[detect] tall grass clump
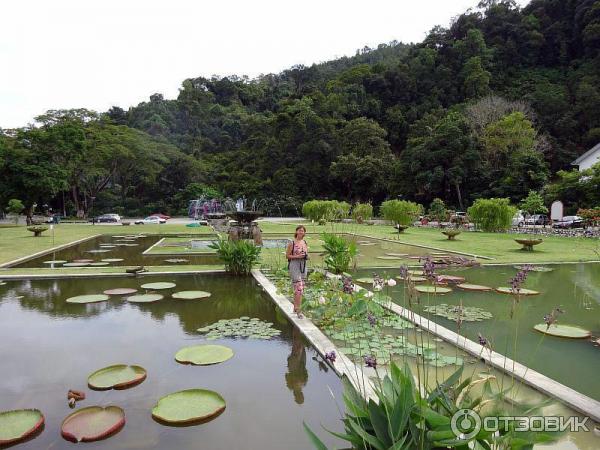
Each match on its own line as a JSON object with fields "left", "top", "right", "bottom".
{"left": 208, "top": 239, "right": 261, "bottom": 274}
{"left": 467, "top": 198, "right": 516, "bottom": 232}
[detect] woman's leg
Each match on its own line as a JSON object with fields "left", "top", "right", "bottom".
{"left": 293, "top": 280, "right": 304, "bottom": 314}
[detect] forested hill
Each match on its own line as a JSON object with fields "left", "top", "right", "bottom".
{"left": 2, "top": 0, "right": 600, "bottom": 217}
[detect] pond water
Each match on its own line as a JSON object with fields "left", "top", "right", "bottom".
{"left": 354, "top": 263, "right": 600, "bottom": 402}
{"left": 0, "top": 274, "right": 344, "bottom": 449}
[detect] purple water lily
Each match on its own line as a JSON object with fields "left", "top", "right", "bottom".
{"left": 324, "top": 350, "right": 337, "bottom": 363}
{"left": 364, "top": 355, "right": 377, "bottom": 369}
{"left": 423, "top": 257, "right": 436, "bottom": 281}
{"left": 342, "top": 276, "right": 354, "bottom": 295}
{"left": 372, "top": 273, "right": 385, "bottom": 291}
{"left": 543, "top": 308, "right": 564, "bottom": 329}
{"left": 478, "top": 333, "right": 489, "bottom": 348}
{"left": 399, "top": 265, "right": 408, "bottom": 280}
{"left": 367, "top": 312, "right": 377, "bottom": 327}
{"left": 509, "top": 265, "right": 532, "bottom": 294}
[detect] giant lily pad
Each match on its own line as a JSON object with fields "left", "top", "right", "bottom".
{"left": 104, "top": 288, "right": 138, "bottom": 295}
{"left": 197, "top": 317, "right": 281, "bottom": 340}
{"left": 63, "top": 262, "right": 90, "bottom": 267}
{"left": 101, "top": 258, "right": 124, "bottom": 262}
{"left": 436, "top": 275, "right": 466, "bottom": 284}
{"left": 43, "top": 260, "right": 67, "bottom": 265}
{"left": 533, "top": 324, "right": 591, "bottom": 339}
{"left": 140, "top": 282, "right": 176, "bottom": 290}
{"left": 414, "top": 285, "right": 452, "bottom": 294}
{"left": 126, "top": 294, "right": 163, "bottom": 303}
{"left": 172, "top": 291, "right": 212, "bottom": 300}
{"left": 61, "top": 406, "right": 125, "bottom": 442}
{"left": 87, "top": 249, "right": 110, "bottom": 253}
{"left": 89, "top": 262, "right": 110, "bottom": 266}
{"left": 376, "top": 255, "right": 403, "bottom": 260}
{"left": 175, "top": 345, "right": 234, "bottom": 365}
{"left": 355, "top": 277, "right": 374, "bottom": 284}
{"left": 0, "top": 409, "right": 44, "bottom": 446}
{"left": 151, "top": 389, "right": 225, "bottom": 425}
{"left": 88, "top": 364, "right": 147, "bottom": 390}
{"left": 73, "top": 259, "right": 94, "bottom": 263}
{"left": 457, "top": 283, "right": 492, "bottom": 292}
{"left": 496, "top": 287, "right": 540, "bottom": 296}
{"left": 385, "top": 253, "right": 408, "bottom": 257}
{"left": 397, "top": 275, "right": 427, "bottom": 282}
{"left": 408, "top": 270, "right": 424, "bottom": 276}
{"left": 164, "top": 258, "right": 189, "bottom": 263}
{"left": 66, "top": 294, "right": 110, "bottom": 304}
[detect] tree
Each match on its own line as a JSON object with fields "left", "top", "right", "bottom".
{"left": 380, "top": 200, "right": 423, "bottom": 228}
{"left": 519, "top": 190, "right": 548, "bottom": 215}
{"left": 6, "top": 199, "right": 24, "bottom": 224}
{"left": 428, "top": 198, "right": 448, "bottom": 225}
{"left": 468, "top": 198, "right": 516, "bottom": 232}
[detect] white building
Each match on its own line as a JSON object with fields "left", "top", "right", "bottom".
{"left": 572, "top": 142, "right": 600, "bottom": 171}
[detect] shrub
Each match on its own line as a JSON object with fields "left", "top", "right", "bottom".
{"left": 380, "top": 200, "right": 422, "bottom": 227}
{"left": 351, "top": 202, "right": 373, "bottom": 223}
{"left": 321, "top": 233, "right": 357, "bottom": 274}
{"left": 577, "top": 207, "right": 600, "bottom": 227}
{"left": 428, "top": 198, "right": 447, "bottom": 223}
{"left": 302, "top": 200, "right": 350, "bottom": 222}
{"left": 468, "top": 198, "right": 516, "bottom": 232}
{"left": 6, "top": 199, "right": 25, "bottom": 224}
{"left": 208, "top": 239, "right": 261, "bottom": 275}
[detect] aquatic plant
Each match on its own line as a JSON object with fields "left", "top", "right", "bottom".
{"left": 321, "top": 232, "right": 357, "bottom": 274}
{"left": 151, "top": 389, "right": 226, "bottom": 425}
{"left": 208, "top": 238, "right": 261, "bottom": 275}
{"left": 197, "top": 317, "right": 281, "bottom": 340}
{"left": 423, "top": 304, "right": 493, "bottom": 322}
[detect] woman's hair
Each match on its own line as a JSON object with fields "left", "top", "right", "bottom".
{"left": 294, "top": 225, "right": 306, "bottom": 239}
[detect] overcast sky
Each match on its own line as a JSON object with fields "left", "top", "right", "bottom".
{"left": 1, "top": 0, "right": 530, "bottom": 129}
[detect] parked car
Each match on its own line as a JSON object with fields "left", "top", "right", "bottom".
{"left": 95, "top": 214, "right": 120, "bottom": 223}
{"left": 525, "top": 214, "right": 550, "bottom": 226}
{"left": 149, "top": 213, "right": 171, "bottom": 220}
{"left": 512, "top": 210, "right": 525, "bottom": 227}
{"left": 552, "top": 215, "right": 584, "bottom": 229}
{"left": 134, "top": 216, "right": 167, "bottom": 225}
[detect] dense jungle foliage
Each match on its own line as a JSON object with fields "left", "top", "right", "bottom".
{"left": 1, "top": 0, "right": 599, "bottom": 218}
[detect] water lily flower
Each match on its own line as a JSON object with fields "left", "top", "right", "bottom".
{"left": 364, "top": 355, "right": 377, "bottom": 368}
{"left": 318, "top": 296, "right": 326, "bottom": 304}
{"left": 364, "top": 291, "right": 374, "bottom": 298}
{"left": 387, "top": 278, "right": 397, "bottom": 287}
{"left": 367, "top": 312, "right": 377, "bottom": 327}
{"left": 324, "top": 350, "right": 336, "bottom": 363}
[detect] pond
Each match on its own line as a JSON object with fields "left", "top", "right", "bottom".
{"left": 354, "top": 262, "right": 600, "bottom": 402}
{"left": 0, "top": 274, "right": 344, "bottom": 449}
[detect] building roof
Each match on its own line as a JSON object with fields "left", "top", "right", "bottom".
{"left": 572, "top": 142, "right": 600, "bottom": 165}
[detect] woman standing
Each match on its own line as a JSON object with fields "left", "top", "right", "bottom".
{"left": 286, "top": 225, "right": 308, "bottom": 317}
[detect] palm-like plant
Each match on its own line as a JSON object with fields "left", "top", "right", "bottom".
{"left": 321, "top": 233, "right": 358, "bottom": 274}
{"left": 208, "top": 238, "right": 261, "bottom": 275}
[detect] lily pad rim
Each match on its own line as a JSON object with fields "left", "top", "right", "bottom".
{"left": 87, "top": 364, "right": 147, "bottom": 390}
{"left": 151, "top": 389, "right": 226, "bottom": 425}
{"left": 60, "top": 405, "right": 125, "bottom": 443}
{"left": 0, "top": 408, "right": 45, "bottom": 446}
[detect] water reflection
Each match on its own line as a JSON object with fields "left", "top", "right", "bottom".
{"left": 285, "top": 327, "right": 308, "bottom": 404}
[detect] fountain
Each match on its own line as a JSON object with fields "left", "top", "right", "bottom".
{"left": 226, "top": 198, "right": 263, "bottom": 245}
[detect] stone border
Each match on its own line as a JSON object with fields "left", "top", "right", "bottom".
{"left": 0, "top": 269, "right": 226, "bottom": 280}
{"left": 378, "top": 296, "right": 600, "bottom": 423}
{"left": 252, "top": 269, "right": 378, "bottom": 401}
{"left": 0, "top": 234, "right": 101, "bottom": 268}
{"left": 142, "top": 236, "right": 218, "bottom": 256}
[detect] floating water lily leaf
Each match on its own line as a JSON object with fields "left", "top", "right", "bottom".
{"left": 123, "top": 243, "right": 138, "bottom": 247}
{"left": 423, "top": 304, "right": 493, "bottom": 322}
{"left": 88, "top": 364, "right": 147, "bottom": 390}
{"left": 172, "top": 291, "right": 212, "bottom": 300}
{"left": 61, "top": 406, "right": 125, "bottom": 442}
{"left": 414, "top": 285, "right": 452, "bottom": 294}
{"left": 436, "top": 275, "right": 466, "bottom": 284}
{"left": 43, "top": 260, "right": 67, "bottom": 265}
{"left": 175, "top": 345, "right": 234, "bottom": 365}
{"left": 376, "top": 256, "right": 403, "bottom": 260}
{"left": 496, "top": 287, "right": 540, "bottom": 296}
{"left": 99, "top": 245, "right": 116, "bottom": 248}
{"left": 385, "top": 253, "right": 408, "bottom": 257}
{"left": 126, "top": 294, "right": 163, "bottom": 303}
{"left": 355, "top": 277, "right": 374, "bottom": 284}
{"left": 0, "top": 409, "right": 44, "bottom": 446}
{"left": 533, "top": 324, "right": 591, "bottom": 339}
{"left": 101, "top": 258, "right": 124, "bottom": 262}
{"left": 89, "top": 262, "right": 110, "bottom": 266}
{"left": 197, "top": 317, "right": 281, "bottom": 340}
{"left": 66, "top": 294, "right": 109, "bottom": 304}
{"left": 151, "top": 389, "right": 225, "bottom": 425}
{"left": 73, "top": 259, "right": 94, "bottom": 263}
{"left": 141, "top": 282, "right": 176, "bottom": 290}
{"left": 164, "top": 258, "right": 189, "bottom": 263}
{"left": 103, "top": 288, "right": 138, "bottom": 295}
{"left": 514, "top": 265, "right": 554, "bottom": 272}
{"left": 457, "top": 283, "right": 492, "bottom": 292}
{"left": 408, "top": 270, "right": 424, "bottom": 276}
{"left": 358, "top": 242, "right": 377, "bottom": 246}
{"left": 397, "top": 275, "right": 427, "bottom": 282}
{"left": 63, "top": 262, "right": 90, "bottom": 267}
{"left": 87, "top": 249, "right": 110, "bottom": 253}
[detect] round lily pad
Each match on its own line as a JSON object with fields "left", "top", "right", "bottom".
{"left": 88, "top": 364, "right": 147, "bottom": 390}
{"left": 175, "top": 344, "right": 234, "bottom": 365}
{"left": 43, "top": 260, "right": 67, "bottom": 265}
{"left": 89, "top": 262, "right": 110, "bottom": 266}
{"left": 61, "top": 406, "right": 125, "bottom": 443}
{"left": 151, "top": 389, "right": 226, "bottom": 425}
{"left": 103, "top": 288, "right": 138, "bottom": 295}
{"left": 63, "top": 262, "right": 90, "bottom": 267}
{"left": 397, "top": 275, "right": 427, "bottom": 282}
{"left": 172, "top": 291, "right": 212, "bottom": 300}
{"left": 0, "top": 409, "right": 44, "bottom": 447}
{"left": 457, "top": 283, "right": 492, "bottom": 292}
{"left": 358, "top": 242, "right": 377, "bottom": 246}
{"left": 376, "top": 256, "right": 403, "bottom": 260}
{"left": 101, "top": 258, "right": 124, "bottom": 262}
{"left": 73, "top": 259, "right": 94, "bottom": 263}
{"left": 414, "top": 285, "right": 452, "bottom": 294}
{"left": 408, "top": 270, "right": 424, "bottom": 275}
{"left": 123, "top": 243, "right": 139, "bottom": 247}
{"left": 66, "top": 294, "right": 110, "bottom": 304}
{"left": 495, "top": 287, "right": 540, "bottom": 296}
{"left": 385, "top": 253, "right": 408, "bottom": 257}
{"left": 355, "top": 277, "right": 374, "bottom": 284}
{"left": 164, "top": 258, "right": 189, "bottom": 263}
{"left": 533, "top": 324, "right": 591, "bottom": 339}
{"left": 99, "top": 245, "right": 116, "bottom": 248}
{"left": 140, "top": 282, "right": 176, "bottom": 290}
{"left": 87, "top": 249, "right": 110, "bottom": 253}
{"left": 126, "top": 294, "right": 163, "bottom": 303}
{"left": 436, "top": 275, "right": 466, "bottom": 284}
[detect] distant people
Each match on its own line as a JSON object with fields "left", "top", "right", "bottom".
{"left": 286, "top": 225, "right": 308, "bottom": 317}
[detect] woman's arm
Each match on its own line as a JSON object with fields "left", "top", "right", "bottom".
{"left": 286, "top": 242, "right": 294, "bottom": 260}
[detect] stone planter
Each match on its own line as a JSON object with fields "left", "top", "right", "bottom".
{"left": 515, "top": 238, "right": 543, "bottom": 251}
{"left": 27, "top": 226, "right": 48, "bottom": 237}
{"left": 442, "top": 229, "right": 461, "bottom": 240}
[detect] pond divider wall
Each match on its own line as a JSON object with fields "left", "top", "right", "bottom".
{"left": 0, "top": 234, "right": 101, "bottom": 268}
{"left": 252, "top": 269, "right": 378, "bottom": 402}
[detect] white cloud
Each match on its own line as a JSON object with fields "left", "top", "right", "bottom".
{"left": 0, "top": 0, "right": 530, "bottom": 128}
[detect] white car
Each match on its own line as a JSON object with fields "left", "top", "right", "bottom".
{"left": 134, "top": 216, "right": 166, "bottom": 225}
{"left": 512, "top": 210, "right": 525, "bottom": 227}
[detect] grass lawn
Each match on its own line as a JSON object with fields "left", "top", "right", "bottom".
{"left": 1, "top": 221, "right": 598, "bottom": 270}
